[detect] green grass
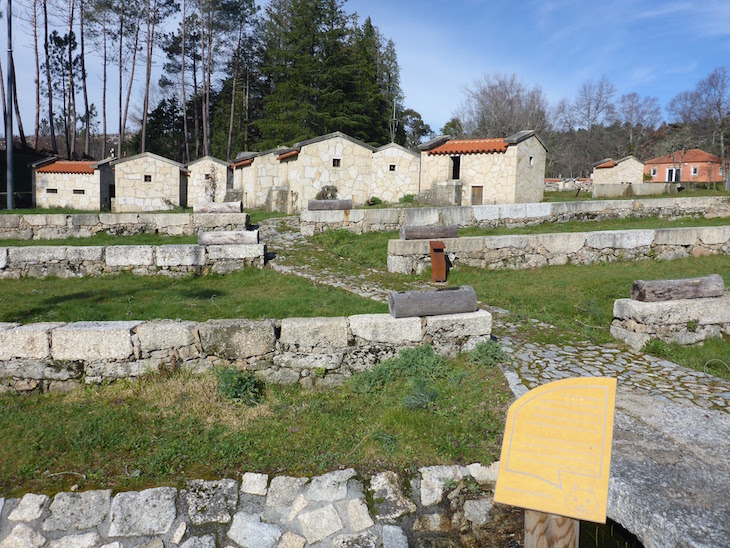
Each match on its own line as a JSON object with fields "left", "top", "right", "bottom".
{"left": 544, "top": 188, "right": 730, "bottom": 202}
{"left": 248, "top": 209, "right": 290, "bottom": 225}
{"left": 0, "top": 347, "right": 511, "bottom": 497}
{"left": 0, "top": 233, "right": 198, "bottom": 247}
{"left": 0, "top": 269, "right": 387, "bottom": 323}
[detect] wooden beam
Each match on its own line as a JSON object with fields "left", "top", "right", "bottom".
{"left": 307, "top": 199, "right": 353, "bottom": 211}
{"left": 524, "top": 510, "right": 579, "bottom": 548}
{"left": 387, "top": 285, "right": 477, "bottom": 318}
{"left": 400, "top": 225, "right": 458, "bottom": 240}
{"left": 631, "top": 274, "right": 724, "bottom": 302}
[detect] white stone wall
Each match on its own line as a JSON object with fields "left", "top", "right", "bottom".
{"left": 593, "top": 157, "right": 644, "bottom": 186}
{"left": 372, "top": 145, "right": 420, "bottom": 202}
{"left": 419, "top": 152, "right": 451, "bottom": 191}
{"left": 114, "top": 156, "right": 184, "bottom": 212}
{"left": 35, "top": 172, "right": 101, "bottom": 211}
{"left": 513, "top": 136, "right": 546, "bottom": 203}
{"left": 187, "top": 158, "right": 228, "bottom": 206}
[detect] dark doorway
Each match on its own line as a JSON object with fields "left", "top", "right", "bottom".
{"left": 451, "top": 156, "right": 461, "bottom": 180}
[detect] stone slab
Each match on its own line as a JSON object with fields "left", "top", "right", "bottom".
{"left": 298, "top": 504, "right": 343, "bottom": 544}
{"left": 585, "top": 229, "right": 655, "bottom": 250}
{"left": 279, "top": 317, "right": 349, "bottom": 349}
{"left": 8, "top": 494, "right": 48, "bottom": 522}
{"left": 227, "top": 512, "right": 282, "bottom": 548}
{"left": 185, "top": 479, "right": 238, "bottom": 525}
{"left": 47, "top": 532, "right": 102, "bottom": 548}
{"left": 348, "top": 314, "right": 422, "bottom": 344}
{"left": 370, "top": 471, "right": 416, "bottom": 521}
{"left": 266, "top": 476, "right": 309, "bottom": 508}
{"left": 155, "top": 245, "right": 205, "bottom": 267}
{"left": 51, "top": 321, "right": 141, "bottom": 361}
{"left": 419, "top": 465, "right": 463, "bottom": 506}
{"left": 613, "top": 294, "right": 730, "bottom": 325}
{"left": 346, "top": 499, "right": 374, "bottom": 531}
{"left": 0, "top": 524, "right": 46, "bottom": 548}
{"left": 198, "top": 319, "right": 275, "bottom": 359}
{"left": 653, "top": 228, "right": 697, "bottom": 246}
{"left": 537, "top": 232, "right": 587, "bottom": 254}
{"left": 108, "top": 487, "right": 177, "bottom": 537}
{"left": 135, "top": 320, "right": 197, "bottom": 354}
{"left": 105, "top": 245, "right": 154, "bottom": 267}
{"left": 65, "top": 247, "right": 104, "bottom": 263}
{"left": 424, "top": 310, "right": 492, "bottom": 338}
{"left": 179, "top": 534, "right": 215, "bottom": 548}
{"left": 42, "top": 490, "right": 111, "bottom": 531}
{"left": 205, "top": 244, "right": 265, "bottom": 260}
{"left": 240, "top": 473, "right": 268, "bottom": 496}
{"left": 8, "top": 246, "right": 66, "bottom": 264}
{"left": 304, "top": 469, "right": 356, "bottom": 502}
{"left": 382, "top": 525, "right": 408, "bottom": 548}
{"left": 0, "top": 323, "right": 63, "bottom": 360}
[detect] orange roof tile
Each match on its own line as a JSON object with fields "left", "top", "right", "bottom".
{"left": 277, "top": 150, "right": 299, "bottom": 161}
{"left": 35, "top": 160, "right": 96, "bottom": 174}
{"left": 428, "top": 138, "right": 508, "bottom": 155}
{"left": 645, "top": 149, "right": 723, "bottom": 165}
{"left": 231, "top": 158, "right": 253, "bottom": 168}
{"left": 594, "top": 160, "right": 615, "bottom": 169}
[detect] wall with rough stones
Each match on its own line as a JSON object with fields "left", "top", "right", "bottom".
{"left": 113, "top": 156, "right": 185, "bottom": 212}
{"left": 592, "top": 157, "right": 644, "bottom": 186}
{"left": 0, "top": 212, "right": 250, "bottom": 240}
{"left": 300, "top": 195, "right": 730, "bottom": 236}
{"left": 513, "top": 135, "right": 546, "bottom": 204}
{"left": 0, "top": 243, "right": 266, "bottom": 279}
{"left": 34, "top": 171, "right": 101, "bottom": 211}
{"left": 371, "top": 144, "right": 420, "bottom": 202}
{"left": 387, "top": 226, "right": 730, "bottom": 274}
{"left": 592, "top": 182, "right": 676, "bottom": 199}
{"left": 186, "top": 158, "right": 229, "bottom": 206}
{"left": 0, "top": 311, "right": 492, "bottom": 394}
{"left": 610, "top": 293, "right": 730, "bottom": 350}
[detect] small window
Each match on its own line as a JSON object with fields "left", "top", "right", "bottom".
{"left": 389, "top": 164, "right": 396, "bottom": 172}
{"left": 650, "top": 168, "right": 657, "bottom": 177}
{"left": 332, "top": 158, "right": 341, "bottom": 168}
{"left": 529, "top": 156, "right": 534, "bottom": 167}
{"left": 46, "top": 188, "right": 57, "bottom": 194}
{"left": 205, "top": 173, "right": 212, "bottom": 180}
{"left": 144, "top": 174, "right": 152, "bottom": 182}
{"left": 73, "top": 189, "right": 85, "bottom": 195}
{"left": 691, "top": 166, "right": 699, "bottom": 176}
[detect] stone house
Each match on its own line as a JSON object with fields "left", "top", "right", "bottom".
{"left": 110, "top": 152, "right": 189, "bottom": 212}
{"left": 644, "top": 149, "right": 728, "bottom": 183}
{"left": 418, "top": 130, "right": 547, "bottom": 206}
{"left": 231, "top": 132, "right": 421, "bottom": 213}
{"left": 186, "top": 156, "right": 231, "bottom": 206}
{"left": 591, "top": 156, "right": 644, "bottom": 185}
{"left": 32, "top": 158, "right": 114, "bottom": 211}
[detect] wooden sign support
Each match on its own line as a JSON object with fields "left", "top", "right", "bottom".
{"left": 525, "top": 510, "right": 578, "bottom": 548}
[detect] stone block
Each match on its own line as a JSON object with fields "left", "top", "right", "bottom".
{"left": 0, "top": 524, "right": 46, "bottom": 548}
{"left": 227, "top": 513, "right": 282, "bottom": 548}
{"left": 0, "top": 248, "right": 6, "bottom": 269}
{"left": 65, "top": 247, "right": 103, "bottom": 263}
{"left": 155, "top": 245, "right": 205, "bottom": 267}
{"left": 42, "top": 490, "right": 111, "bottom": 531}
{"left": 419, "top": 465, "right": 464, "bottom": 506}
{"left": 483, "top": 235, "right": 529, "bottom": 250}
{"left": 8, "top": 493, "right": 49, "bottom": 521}
{"left": 279, "top": 317, "right": 348, "bottom": 349}
{"left": 0, "top": 215, "right": 20, "bottom": 228}
{"left": 382, "top": 525, "right": 408, "bottom": 548}
{"left": 266, "top": 476, "right": 309, "bottom": 508}
{"left": 443, "top": 237, "right": 483, "bottom": 253}
{"left": 24, "top": 214, "right": 66, "bottom": 226}
{"left": 47, "top": 531, "right": 102, "bottom": 548}
{"left": 404, "top": 207, "right": 439, "bottom": 226}
{"left": 499, "top": 203, "right": 527, "bottom": 219}
{"left": 698, "top": 226, "right": 730, "bottom": 245}
{"left": 364, "top": 208, "right": 400, "bottom": 225}
{"left": 424, "top": 310, "right": 492, "bottom": 338}
{"left": 198, "top": 319, "right": 275, "bottom": 359}
{"left": 108, "top": 487, "right": 177, "bottom": 537}
{"left": 205, "top": 244, "right": 265, "bottom": 260}
{"left": 524, "top": 202, "right": 553, "bottom": 218}
{"left": 70, "top": 214, "right": 100, "bottom": 227}
{"left": 370, "top": 471, "right": 416, "bottom": 521}
{"left": 105, "top": 245, "right": 154, "bottom": 267}
{"left": 241, "top": 473, "right": 268, "bottom": 496}
{"left": 298, "top": 505, "right": 343, "bottom": 544}
{"left": 473, "top": 205, "right": 500, "bottom": 221}
{"left": 610, "top": 324, "right": 650, "bottom": 351}
{"left": 348, "top": 314, "right": 422, "bottom": 344}
{"left": 179, "top": 534, "right": 215, "bottom": 548}
{"left": 341, "top": 209, "right": 366, "bottom": 223}
{"left": 185, "top": 479, "right": 238, "bottom": 525}
{"left": 0, "top": 323, "right": 62, "bottom": 360}
{"left": 85, "top": 360, "right": 151, "bottom": 381}
{"left": 9, "top": 246, "right": 66, "bottom": 264}
{"left": 387, "top": 239, "right": 429, "bottom": 256}
{"left": 153, "top": 213, "right": 191, "bottom": 228}
{"left": 585, "top": 230, "right": 655, "bottom": 249}
{"left": 256, "top": 367, "right": 301, "bottom": 385}
{"left": 387, "top": 255, "right": 413, "bottom": 274}
{"left": 538, "top": 232, "right": 587, "bottom": 254}
{"left": 135, "top": 320, "right": 197, "bottom": 353}
{"left": 193, "top": 213, "right": 250, "bottom": 228}
{"left": 272, "top": 352, "right": 343, "bottom": 371}
{"left": 654, "top": 228, "right": 697, "bottom": 246}
{"left": 463, "top": 498, "right": 493, "bottom": 526}
{"left": 299, "top": 210, "right": 344, "bottom": 224}
{"left": 51, "top": 321, "right": 142, "bottom": 361}
{"left": 613, "top": 294, "right": 730, "bottom": 326}
{"left": 440, "top": 207, "right": 474, "bottom": 226}
{"left": 99, "top": 213, "right": 139, "bottom": 225}
{"left": 304, "top": 469, "right": 356, "bottom": 502}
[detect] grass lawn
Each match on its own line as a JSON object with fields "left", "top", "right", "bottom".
{"left": 0, "top": 345, "right": 511, "bottom": 497}
{"left": 0, "top": 233, "right": 199, "bottom": 247}
{"left": 0, "top": 269, "right": 387, "bottom": 323}
{"left": 543, "top": 188, "right": 730, "bottom": 202}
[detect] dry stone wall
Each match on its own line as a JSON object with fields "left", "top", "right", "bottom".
{"left": 0, "top": 311, "right": 492, "bottom": 394}
{"left": 0, "top": 243, "right": 265, "bottom": 278}
{"left": 0, "top": 212, "right": 249, "bottom": 240}
{"left": 387, "top": 226, "right": 730, "bottom": 274}
{"left": 300, "top": 196, "right": 730, "bottom": 235}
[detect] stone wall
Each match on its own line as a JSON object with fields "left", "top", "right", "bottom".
{"left": 371, "top": 144, "right": 420, "bottom": 202}
{"left": 187, "top": 158, "right": 229, "bottom": 206}
{"left": 513, "top": 135, "right": 546, "bottom": 204}
{"left": 592, "top": 182, "right": 677, "bottom": 199}
{"left": 34, "top": 171, "right": 101, "bottom": 211}
{"left": 113, "top": 155, "right": 186, "bottom": 212}
{"left": 0, "top": 212, "right": 250, "bottom": 240}
{"left": 611, "top": 293, "right": 730, "bottom": 350}
{"left": 387, "top": 226, "right": 730, "bottom": 274}
{"left": 592, "top": 158, "right": 644, "bottom": 186}
{"left": 0, "top": 311, "right": 492, "bottom": 394}
{"left": 300, "top": 196, "right": 730, "bottom": 236}
{"left": 0, "top": 243, "right": 265, "bottom": 279}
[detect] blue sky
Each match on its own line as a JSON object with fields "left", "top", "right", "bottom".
{"left": 6, "top": 0, "right": 730, "bottom": 138}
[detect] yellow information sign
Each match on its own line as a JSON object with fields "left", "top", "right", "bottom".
{"left": 494, "top": 377, "right": 616, "bottom": 523}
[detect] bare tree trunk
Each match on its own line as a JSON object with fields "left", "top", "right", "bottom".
{"left": 117, "top": 8, "right": 123, "bottom": 154}
{"left": 80, "top": 0, "right": 90, "bottom": 156}
{"left": 0, "top": 55, "right": 6, "bottom": 124}
{"left": 101, "top": 11, "right": 107, "bottom": 157}
{"left": 198, "top": 0, "right": 208, "bottom": 156}
{"left": 67, "top": 0, "right": 77, "bottom": 157}
{"left": 226, "top": 25, "right": 243, "bottom": 161}
{"left": 121, "top": 22, "right": 140, "bottom": 151}
{"left": 181, "top": 0, "right": 189, "bottom": 163}
{"left": 31, "top": 0, "right": 41, "bottom": 149}
{"left": 43, "top": 0, "right": 57, "bottom": 152}
{"left": 205, "top": 9, "right": 212, "bottom": 156}
{"left": 140, "top": 0, "right": 152, "bottom": 152}
{"left": 11, "top": 57, "right": 28, "bottom": 148}
{"left": 243, "top": 68, "right": 249, "bottom": 152}
{"left": 193, "top": 55, "right": 199, "bottom": 158}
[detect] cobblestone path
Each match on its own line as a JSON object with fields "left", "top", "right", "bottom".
{"left": 260, "top": 216, "right": 730, "bottom": 414}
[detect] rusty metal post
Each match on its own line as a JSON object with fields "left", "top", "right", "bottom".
{"left": 429, "top": 240, "right": 446, "bottom": 282}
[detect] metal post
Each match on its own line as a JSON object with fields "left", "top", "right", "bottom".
{"left": 5, "top": 0, "right": 13, "bottom": 210}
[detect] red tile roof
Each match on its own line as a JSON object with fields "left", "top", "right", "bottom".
{"left": 231, "top": 158, "right": 253, "bottom": 168}
{"left": 594, "top": 160, "right": 616, "bottom": 169}
{"left": 427, "top": 138, "right": 508, "bottom": 155}
{"left": 277, "top": 150, "right": 299, "bottom": 161}
{"left": 645, "top": 149, "right": 723, "bottom": 165}
{"left": 35, "top": 160, "right": 96, "bottom": 174}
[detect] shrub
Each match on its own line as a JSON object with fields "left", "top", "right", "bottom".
{"left": 469, "top": 340, "right": 508, "bottom": 367}
{"left": 315, "top": 185, "right": 338, "bottom": 200}
{"left": 399, "top": 194, "right": 415, "bottom": 204}
{"left": 368, "top": 196, "right": 383, "bottom": 206}
{"left": 215, "top": 366, "right": 265, "bottom": 405}
{"left": 351, "top": 344, "right": 449, "bottom": 393}
{"left": 642, "top": 338, "right": 677, "bottom": 361}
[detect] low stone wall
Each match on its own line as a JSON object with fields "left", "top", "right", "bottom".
{"left": 0, "top": 243, "right": 266, "bottom": 278}
{"left": 610, "top": 293, "right": 730, "bottom": 350}
{"left": 592, "top": 183, "right": 677, "bottom": 199}
{"left": 0, "top": 212, "right": 250, "bottom": 240}
{"left": 387, "top": 226, "right": 730, "bottom": 274}
{"left": 299, "top": 196, "right": 730, "bottom": 235}
{"left": 0, "top": 311, "right": 492, "bottom": 394}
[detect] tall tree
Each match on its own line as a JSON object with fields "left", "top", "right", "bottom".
{"left": 614, "top": 92, "right": 661, "bottom": 152}
{"left": 87, "top": 0, "right": 114, "bottom": 157}
{"left": 697, "top": 66, "right": 730, "bottom": 178}
{"left": 42, "top": 0, "right": 58, "bottom": 152}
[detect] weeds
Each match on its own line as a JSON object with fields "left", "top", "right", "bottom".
{"left": 469, "top": 340, "right": 508, "bottom": 367}
{"left": 215, "top": 367, "right": 266, "bottom": 405}
{"left": 351, "top": 345, "right": 450, "bottom": 393}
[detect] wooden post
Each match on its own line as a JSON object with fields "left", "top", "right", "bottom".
{"left": 524, "top": 510, "right": 579, "bottom": 548}
{"left": 630, "top": 274, "right": 724, "bottom": 302}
